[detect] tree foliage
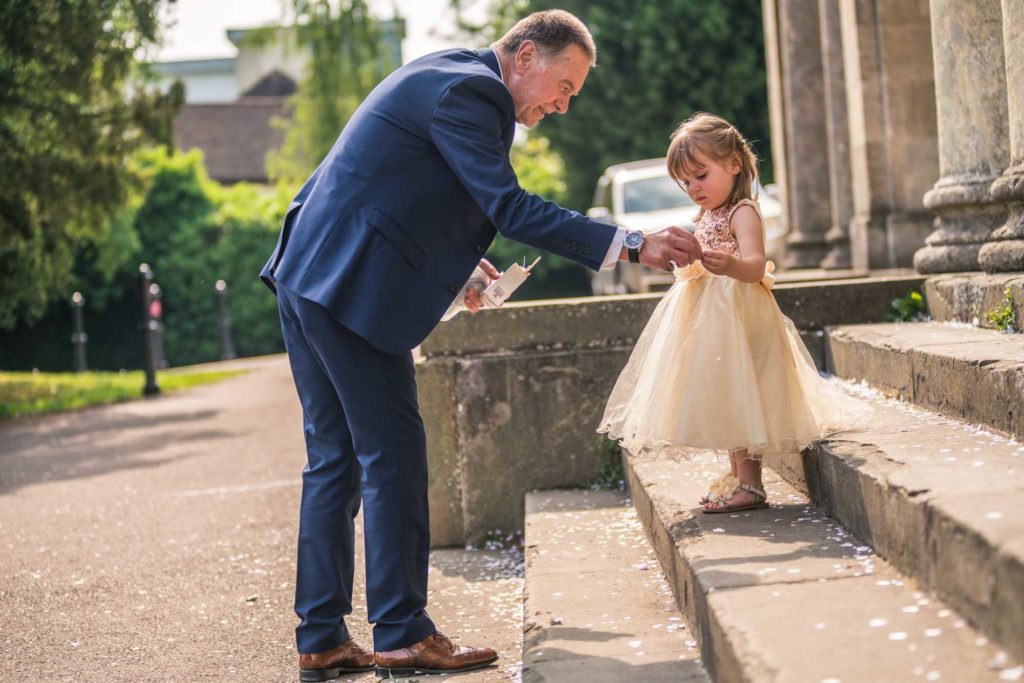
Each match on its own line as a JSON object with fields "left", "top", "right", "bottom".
{"left": 452, "top": 0, "right": 772, "bottom": 211}
{"left": 266, "top": 0, "right": 397, "bottom": 186}
{"left": 0, "top": 0, "right": 183, "bottom": 329}
{"left": 127, "top": 149, "right": 287, "bottom": 366}
{"left": 486, "top": 135, "right": 591, "bottom": 298}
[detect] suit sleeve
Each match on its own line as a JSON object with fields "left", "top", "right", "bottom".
{"left": 429, "top": 74, "right": 617, "bottom": 271}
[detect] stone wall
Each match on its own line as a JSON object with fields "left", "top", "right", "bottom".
{"left": 418, "top": 274, "right": 926, "bottom": 547}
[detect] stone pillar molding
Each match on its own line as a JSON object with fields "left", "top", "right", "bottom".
{"left": 818, "top": 0, "right": 857, "bottom": 270}
{"left": 979, "top": 0, "right": 1024, "bottom": 272}
{"left": 763, "top": 0, "right": 831, "bottom": 269}
{"left": 914, "top": 0, "right": 1009, "bottom": 274}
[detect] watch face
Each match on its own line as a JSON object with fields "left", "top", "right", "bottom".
{"left": 624, "top": 231, "right": 644, "bottom": 249}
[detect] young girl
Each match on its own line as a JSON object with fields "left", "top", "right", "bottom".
{"left": 598, "top": 112, "right": 866, "bottom": 514}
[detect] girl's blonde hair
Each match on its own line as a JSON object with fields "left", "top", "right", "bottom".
{"left": 666, "top": 112, "right": 759, "bottom": 207}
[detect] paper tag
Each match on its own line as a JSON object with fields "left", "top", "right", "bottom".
{"left": 482, "top": 256, "right": 540, "bottom": 308}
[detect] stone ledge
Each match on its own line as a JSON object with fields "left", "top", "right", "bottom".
{"left": 626, "top": 452, "right": 1018, "bottom": 681}
{"left": 420, "top": 274, "right": 926, "bottom": 359}
{"left": 826, "top": 321, "right": 1024, "bottom": 437}
{"left": 793, "top": 390, "right": 1024, "bottom": 663}
{"left": 522, "top": 490, "right": 708, "bottom": 683}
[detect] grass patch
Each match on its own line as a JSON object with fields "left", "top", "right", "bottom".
{"left": 0, "top": 367, "right": 247, "bottom": 420}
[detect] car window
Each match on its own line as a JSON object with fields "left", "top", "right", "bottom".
{"left": 622, "top": 175, "right": 695, "bottom": 213}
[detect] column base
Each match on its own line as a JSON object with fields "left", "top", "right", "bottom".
{"left": 820, "top": 224, "right": 852, "bottom": 269}
{"left": 915, "top": 175, "right": 1007, "bottom": 274}
{"left": 782, "top": 230, "right": 830, "bottom": 269}
{"left": 820, "top": 244, "right": 851, "bottom": 270}
{"left": 783, "top": 246, "right": 830, "bottom": 269}
{"left": 979, "top": 238, "right": 1024, "bottom": 272}
{"left": 913, "top": 243, "right": 983, "bottom": 274}
{"left": 980, "top": 166, "right": 1024, "bottom": 273}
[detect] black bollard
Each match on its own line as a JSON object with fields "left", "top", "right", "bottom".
{"left": 139, "top": 264, "right": 160, "bottom": 395}
{"left": 70, "top": 292, "right": 87, "bottom": 373}
{"left": 215, "top": 279, "right": 237, "bottom": 360}
{"left": 148, "top": 282, "right": 167, "bottom": 369}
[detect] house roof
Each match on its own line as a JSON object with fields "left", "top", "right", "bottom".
{"left": 173, "top": 97, "right": 289, "bottom": 184}
{"left": 241, "top": 70, "right": 297, "bottom": 97}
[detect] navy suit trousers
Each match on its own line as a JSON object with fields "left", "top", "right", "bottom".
{"left": 277, "top": 284, "right": 436, "bottom": 653}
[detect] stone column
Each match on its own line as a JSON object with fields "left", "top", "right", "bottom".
{"left": 818, "top": 0, "right": 856, "bottom": 270}
{"left": 840, "top": 0, "right": 891, "bottom": 268}
{"left": 914, "top": 0, "right": 1009, "bottom": 274}
{"left": 842, "top": 0, "right": 939, "bottom": 269}
{"left": 979, "top": 0, "right": 1024, "bottom": 272}
{"left": 873, "top": 0, "right": 940, "bottom": 267}
{"left": 763, "top": 0, "right": 831, "bottom": 269}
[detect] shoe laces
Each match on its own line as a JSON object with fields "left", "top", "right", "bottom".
{"left": 433, "top": 631, "right": 456, "bottom": 652}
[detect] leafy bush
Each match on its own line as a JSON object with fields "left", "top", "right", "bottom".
{"left": 886, "top": 291, "right": 927, "bottom": 322}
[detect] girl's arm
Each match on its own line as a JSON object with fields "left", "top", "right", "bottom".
{"left": 701, "top": 204, "right": 767, "bottom": 283}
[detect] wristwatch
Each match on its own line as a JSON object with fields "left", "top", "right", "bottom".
{"left": 624, "top": 230, "right": 645, "bottom": 264}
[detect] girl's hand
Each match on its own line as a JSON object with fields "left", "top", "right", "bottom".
{"left": 702, "top": 250, "right": 736, "bottom": 276}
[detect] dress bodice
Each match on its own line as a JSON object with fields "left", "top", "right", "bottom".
{"left": 694, "top": 203, "right": 743, "bottom": 256}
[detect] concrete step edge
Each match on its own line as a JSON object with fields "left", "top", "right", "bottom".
{"left": 626, "top": 453, "right": 1020, "bottom": 682}
{"left": 826, "top": 321, "right": 1024, "bottom": 438}
{"left": 800, "top": 431, "right": 1024, "bottom": 663}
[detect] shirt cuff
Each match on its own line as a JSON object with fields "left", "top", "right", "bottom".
{"left": 601, "top": 228, "right": 628, "bottom": 269}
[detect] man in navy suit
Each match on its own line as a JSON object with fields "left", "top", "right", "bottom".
{"left": 262, "top": 9, "right": 701, "bottom": 680}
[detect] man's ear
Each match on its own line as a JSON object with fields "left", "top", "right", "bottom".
{"left": 515, "top": 40, "right": 537, "bottom": 72}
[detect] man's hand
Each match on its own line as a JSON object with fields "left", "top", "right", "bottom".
{"left": 634, "top": 227, "right": 703, "bottom": 271}
{"left": 701, "top": 250, "right": 736, "bottom": 276}
{"left": 464, "top": 258, "right": 501, "bottom": 313}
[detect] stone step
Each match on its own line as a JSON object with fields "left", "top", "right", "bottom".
{"left": 793, "top": 385, "right": 1024, "bottom": 664}
{"left": 626, "top": 452, "right": 1022, "bottom": 682}
{"left": 826, "top": 321, "right": 1024, "bottom": 438}
{"left": 924, "top": 273, "right": 1023, "bottom": 330}
{"left": 522, "top": 489, "right": 709, "bottom": 683}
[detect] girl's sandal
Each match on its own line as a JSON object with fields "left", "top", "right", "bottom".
{"left": 702, "top": 481, "right": 769, "bottom": 514}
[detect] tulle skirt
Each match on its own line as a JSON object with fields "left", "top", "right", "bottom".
{"left": 597, "top": 262, "right": 869, "bottom": 461}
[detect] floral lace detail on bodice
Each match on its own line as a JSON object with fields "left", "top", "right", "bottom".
{"left": 694, "top": 203, "right": 742, "bottom": 256}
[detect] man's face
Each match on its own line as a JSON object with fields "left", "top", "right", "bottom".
{"left": 505, "top": 41, "right": 590, "bottom": 128}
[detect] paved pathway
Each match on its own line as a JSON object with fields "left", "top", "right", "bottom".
{"left": 0, "top": 356, "right": 522, "bottom": 682}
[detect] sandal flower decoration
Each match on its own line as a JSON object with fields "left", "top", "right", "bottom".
{"left": 705, "top": 475, "right": 741, "bottom": 504}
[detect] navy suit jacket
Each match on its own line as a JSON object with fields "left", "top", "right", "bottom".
{"left": 261, "top": 48, "right": 617, "bottom": 354}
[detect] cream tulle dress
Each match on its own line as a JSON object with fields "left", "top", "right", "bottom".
{"left": 597, "top": 199, "right": 868, "bottom": 461}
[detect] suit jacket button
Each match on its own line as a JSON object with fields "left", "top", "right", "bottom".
{"left": 449, "top": 283, "right": 460, "bottom": 295}
{"left": 476, "top": 243, "right": 487, "bottom": 254}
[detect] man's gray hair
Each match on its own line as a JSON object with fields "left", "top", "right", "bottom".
{"left": 493, "top": 10, "right": 597, "bottom": 66}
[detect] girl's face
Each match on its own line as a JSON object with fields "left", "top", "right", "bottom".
{"left": 677, "top": 149, "right": 741, "bottom": 211}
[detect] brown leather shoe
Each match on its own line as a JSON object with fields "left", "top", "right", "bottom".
{"left": 374, "top": 631, "right": 498, "bottom": 677}
{"left": 299, "top": 639, "right": 375, "bottom": 681}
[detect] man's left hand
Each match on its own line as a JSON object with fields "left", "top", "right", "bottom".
{"left": 465, "top": 259, "right": 501, "bottom": 313}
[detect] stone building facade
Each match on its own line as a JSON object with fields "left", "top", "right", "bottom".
{"left": 763, "top": 0, "right": 1023, "bottom": 274}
